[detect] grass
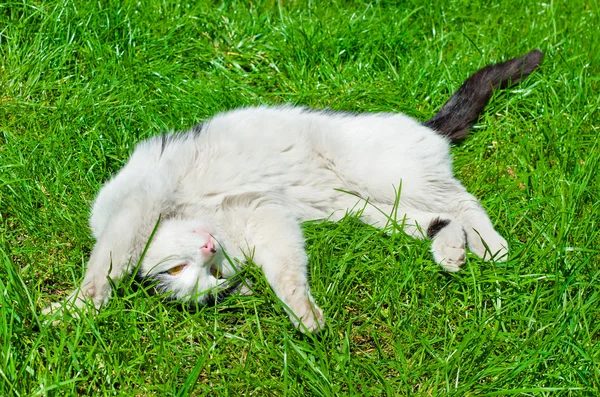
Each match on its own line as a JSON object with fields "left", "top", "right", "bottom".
{"left": 1, "top": 0, "right": 599, "bottom": 395}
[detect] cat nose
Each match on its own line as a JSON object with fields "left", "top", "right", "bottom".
{"left": 201, "top": 235, "right": 217, "bottom": 255}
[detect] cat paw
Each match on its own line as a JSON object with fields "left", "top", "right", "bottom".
{"left": 41, "top": 288, "right": 104, "bottom": 325}
{"left": 42, "top": 292, "right": 84, "bottom": 315}
{"left": 236, "top": 279, "right": 254, "bottom": 296}
{"left": 467, "top": 229, "right": 509, "bottom": 262}
{"left": 431, "top": 225, "right": 467, "bottom": 272}
{"left": 41, "top": 297, "right": 85, "bottom": 326}
{"left": 288, "top": 299, "right": 325, "bottom": 333}
{"left": 41, "top": 300, "right": 66, "bottom": 316}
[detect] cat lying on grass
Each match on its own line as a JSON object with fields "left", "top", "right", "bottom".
{"left": 43, "top": 50, "right": 543, "bottom": 332}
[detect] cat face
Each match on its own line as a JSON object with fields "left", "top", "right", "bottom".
{"left": 140, "top": 218, "right": 234, "bottom": 303}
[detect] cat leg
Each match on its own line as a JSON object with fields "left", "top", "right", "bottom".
{"left": 42, "top": 235, "right": 129, "bottom": 317}
{"left": 360, "top": 204, "right": 467, "bottom": 272}
{"left": 241, "top": 204, "right": 325, "bottom": 333}
{"left": 43, "top": 199, "right": 160, "bottom": 318}
{"left": 452, "top": 194, "right": 509, "bottom": 261}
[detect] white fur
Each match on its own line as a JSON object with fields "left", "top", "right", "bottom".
{"left": 43, "top": 106, "right": 508, "bottom": 332}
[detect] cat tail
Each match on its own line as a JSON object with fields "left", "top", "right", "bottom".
{"left": 424, "top": 49, "right": 543, "bottom": 142}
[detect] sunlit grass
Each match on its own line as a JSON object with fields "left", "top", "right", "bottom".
{"left": 1, "top": 0, "right": 599, "bottom": 395}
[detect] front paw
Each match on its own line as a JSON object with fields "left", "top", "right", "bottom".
{"left": 41, "top": 288, "right": 103, "bottom": 324}
{"left": 288, "top": 298, "right": 325, "bottom": 333}
{"left": 235, "top": 279, "right": 254, "bottom": 296}
{"left": 42, "top": 297, "right": 84, "bottom": 326}
{"left": 41, "top": 300, "right": 70, "bottom": 317}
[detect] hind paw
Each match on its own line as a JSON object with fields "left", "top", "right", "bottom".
{"left": 431, "top": 225, "right": 467, "bottom": 272}
{"left": 468, "top": 229, "right": 509, "bottom": 262}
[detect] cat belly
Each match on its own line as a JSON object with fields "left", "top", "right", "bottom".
{"left": 156, "top": 107, "right": 458, "bottom": 221}
{"left": 305, "top": 112, "right": 457, "bottom": 210}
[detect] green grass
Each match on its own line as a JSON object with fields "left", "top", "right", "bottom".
{"left": 1, "top": 0, "right": 599, "bottom": 395}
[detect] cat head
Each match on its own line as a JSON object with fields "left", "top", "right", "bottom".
{"left": 139, "top": 218, "right": 238, "bottom": 304}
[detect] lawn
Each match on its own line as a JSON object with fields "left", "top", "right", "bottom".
{"left": 1, "top": 0, "right": 599, "bottom": 395}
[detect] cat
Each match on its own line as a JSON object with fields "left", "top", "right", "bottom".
{"left": 43, "top": 50, "right": 543, "bottom": 332}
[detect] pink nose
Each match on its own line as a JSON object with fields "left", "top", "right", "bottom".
{"left": 201, "top": 235, "right": 217, "bottom": 255}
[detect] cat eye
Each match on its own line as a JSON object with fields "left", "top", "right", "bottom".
{"left": 167, "top": 264, "right": 186, "bottom": 275}
{"left": 210, "top": 265, "right": 222, "bottom": 279}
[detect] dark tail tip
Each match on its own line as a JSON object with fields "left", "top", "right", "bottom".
{"left": 496, "top": 49, "right": 543, "bottom": 89}
{"left": 424, "top": 49, "right": 544, "bottom": 142}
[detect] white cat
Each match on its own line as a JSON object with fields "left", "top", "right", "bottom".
{"left": 43, "top": 50, "right": 543, "bottom": 332}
